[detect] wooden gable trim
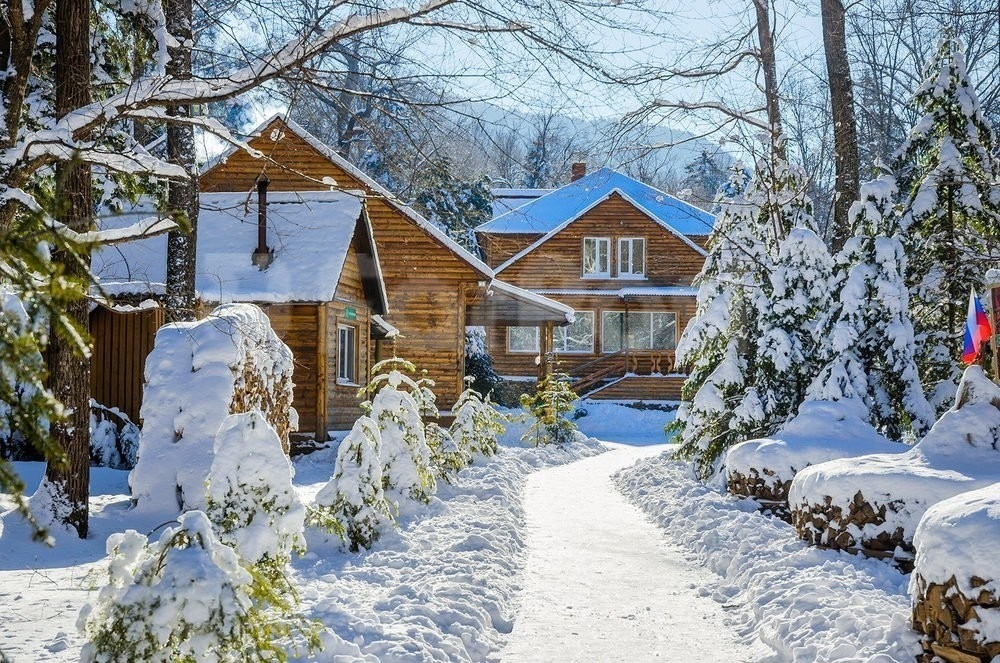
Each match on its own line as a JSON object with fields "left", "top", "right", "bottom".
{"left": 493, "top": 189, "right": 709, "bottom": 274}
{"left": 351, "top": 205, "right": 389, "bottom": 315}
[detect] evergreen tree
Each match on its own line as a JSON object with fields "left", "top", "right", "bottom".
{"left": 450, "top": 378, "right": 507, "bottom": 458}
{"left": 893, "top": 35, "right": 1000, "bottom": 410}
{"left": 311, "top": 416, "right": 393, "bottom": 552}
{"left": 808, "top": 174, "right": 935, "bottom": 439}
{"left": 413, "top": 158, "right": 493, "bottom": 255}
{"left": 464, "top": 328, "right": 502, "bottom": 397}
{"left": 681, "top": 149, "right": 729, "bottom": 212}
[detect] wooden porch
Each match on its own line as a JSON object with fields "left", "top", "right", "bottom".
{"left": 564, "top": 349, "right": 684, "bottom": 399}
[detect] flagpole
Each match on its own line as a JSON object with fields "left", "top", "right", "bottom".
{"left": 991, "top": 280, "right": 1000, "bottom": 382}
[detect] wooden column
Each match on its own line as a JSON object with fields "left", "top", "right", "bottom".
{"left": 623, "top": 298, "right": 630, "bottom": 375}
{"left": 537, "top": 321, "right": 554, "bottom": 382}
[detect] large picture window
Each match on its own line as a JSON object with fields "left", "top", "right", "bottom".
{"left": 583, "top": 237, "right": 610, "bottom": 277}
{"left": 337, "top": 324, "right": 358, "bottom": 384}
{"left": 554, "top": 311, "right": 594, "bottom": 353}
{"left": 618, "top": 238, "right": 645, "bottom": 278}
{"left": 601, "top": 311, "right": 677, "bottom": 353}
{"left": 508, "top": 326, "right": 539, "bottom": 353}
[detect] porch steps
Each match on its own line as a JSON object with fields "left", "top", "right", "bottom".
{"left": 583, "top": 375, "right": 685, "bottom": 401}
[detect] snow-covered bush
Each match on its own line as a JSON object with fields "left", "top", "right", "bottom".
{"left": 911, "top": 483, "right": 1000, "bottom": 661}
{"left": 205, "top": 411, "right": 305, "bottom": 571}
{"left": 725, "top": 400, "right": 903, "bottom": 512}
{"left": 130, "top": 303, "right": 295, "bottom": 516}
{"left": 790, "top": 366, "right": 1000, "bottom": 561}
{"left": 78, "top": 510, "right": 309, "bottom": 662}
{"left": 451, "top": 379, "right": 506, "bottom": 458}
{"left": 89, "top": 402, "right": 140, "bottom": 470}
{"left": 519, "top": 371, "right": 577, "bottom": 447}
{"left": 365, "top": 358, "right": 436, "bottom": 506}
{"left": 311, "top": 415, "right": 393, "bottom": 552}
{"left": 425, "top": 422, "right": 470, "bottom": 479}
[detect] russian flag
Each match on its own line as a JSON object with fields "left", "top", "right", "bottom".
{"left": 962, "top": 288, "right": 993, "bottom": 364}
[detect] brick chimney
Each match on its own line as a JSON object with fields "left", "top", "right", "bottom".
{"left": 571, "top": 162, "right": 587, "bottom": 182}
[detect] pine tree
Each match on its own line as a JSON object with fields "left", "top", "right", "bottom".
{"left": 893, "top": 35, "right": 1000, "bottom": 410}
{"left": 808, "top": 174, "right": 935, "bottom": 439}
{"left": 450, "top": 378, "right": 507, "bottom": 458}
{"left": 413, "top": 158, "right": 493, "bottom": 254}
{"left": 311, "top": 416, "right": 393, "bottom": 552}
{"left": 681, "top": 149, "right": 729, "bottom": 212}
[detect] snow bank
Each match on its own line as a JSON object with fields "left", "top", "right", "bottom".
{"left": 294, "top": 430, "right": 605, "bottom": 662}
{"left": 726, "top": 400, "right": 903, "bottom": 509}
{"left": 911, "top": 483, "right": 1000, "bottom": 661}
{"left": 130, "top": 304, "right": 295, "bottom": 516}
{"left": 789, "top": 367, "right": 1000, "bottom": 558}
{"left": 615, "top": 454, "right": 921, "bottom": 661}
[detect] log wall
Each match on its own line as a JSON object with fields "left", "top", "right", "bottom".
{"left": 90, "top": 305, "right": 165, "bottom": 423}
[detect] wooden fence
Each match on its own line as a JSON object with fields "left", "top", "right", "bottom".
{"left": 90, "top": 304, "right": 165, "bottom": 424}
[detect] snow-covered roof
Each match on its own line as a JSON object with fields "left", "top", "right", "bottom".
{"left": 532, "top": 286, "right": 698, "bottom": 298}
{"left": 477, "top": 168, "right": 715, "bottom": 237}
{"left": 204, "top": 115, "right": 493, "bottom": 280}
{"left": 92, "top": 190, "right": 383, "bottom": 304}
{"left": 491, "top": 187, "right": 553, "bottom": 219}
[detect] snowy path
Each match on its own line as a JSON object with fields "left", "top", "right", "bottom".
{"left": 501, "top": 443, "right": 770, "bottom": 662}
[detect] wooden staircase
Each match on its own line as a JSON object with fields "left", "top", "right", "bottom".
{"left": 565, "top": 350, "right": 684, "bottom": 399}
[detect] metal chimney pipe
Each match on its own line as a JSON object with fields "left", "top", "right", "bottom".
{"left": 251, "top": 176, "right": 274, "bottom": 269}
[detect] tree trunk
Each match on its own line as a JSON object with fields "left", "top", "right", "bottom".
{"left": 43, "top": 0, "right": 92, "bottom": 539}
{"left": 821, "top": 0, "right": 860, "bottom": 252}
{"left": 753, "top": 0, "right": 784, "bottom": 162}
{"left": 163, "top": 0, "right": 198, "bottom": 322}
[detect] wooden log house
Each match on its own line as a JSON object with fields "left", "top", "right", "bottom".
{"left": 476, "top": 166, "right": 715, "bottom": 401}
{"left": 92, "top": 116, "right": 573, "bottom": 439}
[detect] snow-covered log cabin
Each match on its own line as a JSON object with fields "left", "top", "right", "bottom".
{"left": 476, "top": 166, "right": 714, "bottom": 400}
{"left": 93, "top": 117, "right": 572, "bottom": 439}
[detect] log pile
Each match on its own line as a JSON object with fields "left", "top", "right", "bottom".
{"left": 726, "top": 468, "right": 792, "bottom": 518}
{"left": 791, "top": 490, "right": 909, "bottom": 559}
{"left": 912, "top": 574, "right": 1000, "bottom": 663}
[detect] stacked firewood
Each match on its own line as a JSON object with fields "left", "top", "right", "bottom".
{"left": 726, "top": 468, "right": 793, "bottom": 518}
{"left": 790, "top": 490, "right": 908, "bottom": 558}
{"left": 912, "top": 573, "right": 1000, "bottom": 663}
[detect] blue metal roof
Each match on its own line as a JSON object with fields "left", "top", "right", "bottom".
{"left": 476, "top": 167, "right": 715, "bottom": 236}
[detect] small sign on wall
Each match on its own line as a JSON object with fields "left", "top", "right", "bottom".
{"left": 344, "top": 306, "right": 357, "bottom": 321}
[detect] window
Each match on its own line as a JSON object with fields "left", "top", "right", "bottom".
{"left": 337, "top": 324, "right": 358, "bottom": 384}
{"left": 583, "top": 237, "right": 610, "bottom": 277}
{"left": 508, "top": 326, "right": 539, "bottom": 353}
{"left": 618, "top": 238, "right": 645, "bottom": 278}
{"left": 601, "top": 311, "right": 677, "bottom": 353}
{"left": 554, "top": 311, "right": 594, "bottom": 353}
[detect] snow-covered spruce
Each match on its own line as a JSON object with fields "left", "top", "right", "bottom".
{"left": 789, "top": 366, "right": 1000, "bottom": 559}
{"left": 130, "top": 303, "right": 294, "bottom": 516}
{"left": 894, "top": 36, "right": 1000, "bottom": 411}
{"left": 911, "top": 483, "right": 1000, "bottom": 661}
{"left": 89, "top": 402, "right": 140, "bottom": 470}
{"left": 366, "top": 360, "right": 436, "bottom": 508}
{"left": 78, "top": 510, "right": 304, "bottom": 663}
{"left": 450, "top": 381, "right": 507, "bottom": 458}
{"left": 519, "top": 371, "right": 578, "bottom": 447}
{"left": 808, "top": 173, "right": 934, "bottom": 439}
{"left": 205, "top": 411, "right": 305, "bottom": 568}
{"left": 615, "top": 455, "right": 921, "bottom": 661}
{"left": 725, "top": 399, "right": 903, "bottom": 511}
{"left": 311, "top": 415, "right": 394, "bottom": 552}
{"left": 426, "top": 422, "right": 471, "bottom": 479}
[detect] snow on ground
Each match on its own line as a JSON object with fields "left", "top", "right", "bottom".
{"left": 616, "top": 452, "right": 923, "bottom": 662}
{"left": 502, "top": 442, "right": 772, "bottom": 662}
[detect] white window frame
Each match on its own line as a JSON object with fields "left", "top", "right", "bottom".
{"left": 337, "top": 324, "right": 358, "bottom": 384}
{"left": 617, "top": 237, "right": 646, "bottom": 279}
{"left": 554, "top": 311, "right": 595, "bottom": 354}
{"left": 582, "top": 237, "right": 611, "bottom": 278}
{"left": 601, "top": 310, "right": 678, "bottom": 353}
{"left": 507, "top": 326, "right": 540, "bottom": 354}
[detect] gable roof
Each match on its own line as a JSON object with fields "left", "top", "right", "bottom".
{"left": 491, "top": 187, "right": 553, "bottom": 220}
{"left": 477, "top": 167, "right": 715, "bottom": 238}
{"left": 204, "top": 115, "right": 494, "bottom": 280}
{"left": 92, "top": 190, "right": 388, "bottom": 310}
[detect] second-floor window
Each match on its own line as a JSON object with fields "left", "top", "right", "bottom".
{"left": 583, "top": 237, "right": 610, "bottom": 277}
{"left": 618, "top": 238, "right": 645, "bottom": 278}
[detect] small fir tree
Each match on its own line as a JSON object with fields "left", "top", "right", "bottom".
{"left": 78, "top": 510, "right": 317, "bottom": 662}
{"left": 451, "top": 378, "right": 507, "bottom": 458}
{"left": 205, "top": 411, "right": 306, "bottom": 576}
{"left": 311, "top": 416, "right": 393, "bottom": 552}
{"left": 808, "top": 174, "right": 935, "bottom": 439}
{"left": 519, "top": 372, "right": 578, "bottom": 447}
{"left": 425, "top": 422, "right": 471, "bottom": 480}
{"left": 364, "top": 358, "right": 437, "bottom": 506}
{"left": 893, "top": 35, "right": 1000, "bottom": 410}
